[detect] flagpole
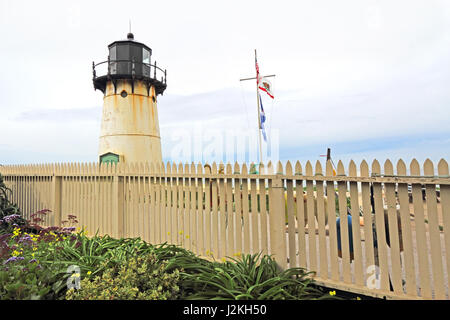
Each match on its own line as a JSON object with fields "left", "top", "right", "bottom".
{"left": 255, "top": 49, "right": 263, "bottom": 169}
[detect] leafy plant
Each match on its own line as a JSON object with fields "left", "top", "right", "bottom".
{"left": 174, "top": 252, "right": 332, "bottom": 300}
{"left": 0, "top": 254, "right": 66, "bottom": 300}
{"left": 66, "top": 252, "right": 181, "bottom": 300}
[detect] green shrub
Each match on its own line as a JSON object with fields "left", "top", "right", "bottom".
{"left": 66, "top": 253, "right": 181, "bottom": 300}
{"left": 0, "top": 256, "right": 65, "bottom": 300}
{"left": 177, "top": 252, "right": 331, "bottom": 300}
{"left": 0, "top": 224, "right": 80, "bottom": 299}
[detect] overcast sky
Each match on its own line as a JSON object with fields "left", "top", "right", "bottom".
{"left": 1, "top": 0, "right": 449, "bottom": 169}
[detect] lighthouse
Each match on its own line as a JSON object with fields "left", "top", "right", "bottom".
{"left": 93, "top": 32, "right": 167, "bottom": 164}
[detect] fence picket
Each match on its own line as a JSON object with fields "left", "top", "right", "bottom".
{"left": 211, "top": 162, "right": 219, "bottom": 259}
{"left": 305, "top": 161, "right": 318, "bottom": 273}
{"left": 437, "top": 159, "right": 450, "bottom": 295}
{"left": 138, "top": 163, "right": 145, "bottom": 241}
{"left": 131, "top": 163, "right": 137, "bottom": 238}
{"left": 286, "top": 161, "right": 296, "bottom": 268}
{"left": 86, "top": 163, "right": 93, "bottom": 233}
{"left": 197, "top": 163, "right": 205, "bottom": 256}
{"left": 234, "top": 162, "right": 243, "bottom": 256}
{"left": 75, "top": 163, "right": 82, "bottom": 232}
{"left": 250, "top": 163, "right": 259, "bottom": 254}
{"left": 81, "top": 163, "right": 88, "bottom": 234}
{"left": 384, "top": 159, "right": 403, "bottom": 293}
{"left": 242, "top": 164, "right": 250, "bottom": 255}
{"left": 165, "top": 162, "right": 172, "bottom": 244}
{"left": 296, "top": 161, "right": 307, "bottom": 269}
{"left": 372, "top": 160, "right": 390, "bottom": 291}
{"left": 204, "top": 164, "right": 212, "bottom": 256}
{"left": 218, "top": 163, "right": 227, "bottom": 259}
{"left": 171, "top": 163, "right": 178, "bottom": 245}
{"left": 226, "top": 163, "right": 235, "bottom": 258}
{"left": 160, "top": 162, "right": 170, "bottom": 243}
{"left": 360, "top": 160, "right": 375, "bottom": 287}
{"left": 98, "top": 162, "right": 105, "bottom": 236}
{"left": 325, "top": 160, "right": 339, "bottom": 281}
{"left": 348, "top": 160, "right": 364, "bottom": 286}
{"left": 143, "top": 162, "right": 150, "bottom": 243}
{"left": 154, "top": 163, "right": 162, "bottom": 244}
{"left": 93, "top": 162, "right": 100, "bottom": 236}
{"left": 315, "top": 160, "right": 328, "bottom": 279}
{"left": 423, "top": 159, "right": 445, "bottom": 299}
{"left": 149, "top": 163, "right": 156, "bottom": 244}
{"left": 337, "top": 161, "right": 351, "bottom": 283}
{"left": 177, "top": 163, "right": 184, "bottom": 247}
{"left": 189, "top": 163, "right": 197, "bottom": 253}
{"left": 410, "top": 159, "right": 432, "bottom": 298}
{"left": 396, "top": 159, "right": 417, "bottom": 296}
{"left": 259, "top": 163, "right": 268, "bottom": 256}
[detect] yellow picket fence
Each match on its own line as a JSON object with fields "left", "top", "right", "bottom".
{"left": 1, "top": 158, "right": 449, "bottom": 300}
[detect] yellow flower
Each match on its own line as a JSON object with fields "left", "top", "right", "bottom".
{"left": 179, "top": 230, "right": 184, "bottom": 235}
{"left": 31, "top": 253, "right": 35, "bottom": 258}
{"left": 12, "top": 250, "right": 21, "bottom": 256}
{"left": 12, "top": 227, "right": 21, "bottom": 238}
{"left": 185, "top": 235, "right": 190, "bottom": 239}
{"left": 87, "top": 271, "right": 92, "bottom": 276}
{"left": 33, "top": 247, "right": 38, "bottom": 251}
{"left": 234, "top": 252, "right": 242, "bottom": 257}
{"left": 356, "top": 297, "right": 361, "bottom": 300}
{"left": 329, "top": 290, "right": 336, "bottom": 296}
{"left": 167, "top": 232, "right": 171, "bottom": 236}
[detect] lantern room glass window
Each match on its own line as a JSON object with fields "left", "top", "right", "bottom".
{"left": 109, "top": 46, "right": 117, "bottom": 74}
{"left": 115, "top": 44, "right": 131, "bottom": 74}
{"left": 143, "top": 48, "right": 150, "bottom": 77}
{"left": 143, "top": 48, "right": 150, "bottom": 64}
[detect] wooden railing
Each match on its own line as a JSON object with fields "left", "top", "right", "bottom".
{"left": 1, "top": 158, "right": 449, "bottom": 299}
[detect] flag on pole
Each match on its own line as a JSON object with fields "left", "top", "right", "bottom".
{"left": 259, "top": 93, "right": 267, "bottom": 142}
{"left": 255, "top": 57, "right": 274, "bottom": 99}
{"left": 255, "top": 59, "right": 260, "bottom": 78}
{"left": 258, "top": 77, "right": 274, "bottom": 99}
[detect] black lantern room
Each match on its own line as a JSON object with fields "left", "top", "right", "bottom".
{"left": 93, "top": 33, "right": 167, "bottom": 96}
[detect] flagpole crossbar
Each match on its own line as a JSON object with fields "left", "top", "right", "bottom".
{"left": 239, "top": 74, "right": 276, "bottom": 82}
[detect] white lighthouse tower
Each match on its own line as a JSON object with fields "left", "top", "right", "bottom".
{"left": 93, "top": 32, "right": 167, "bottom": 164}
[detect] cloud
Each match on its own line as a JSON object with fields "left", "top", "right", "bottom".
{"left": 0, "top": 1, "right": 449, "bottom": 165}
{"left": 15, "top": 107, "right": 101, "bottom": 122}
